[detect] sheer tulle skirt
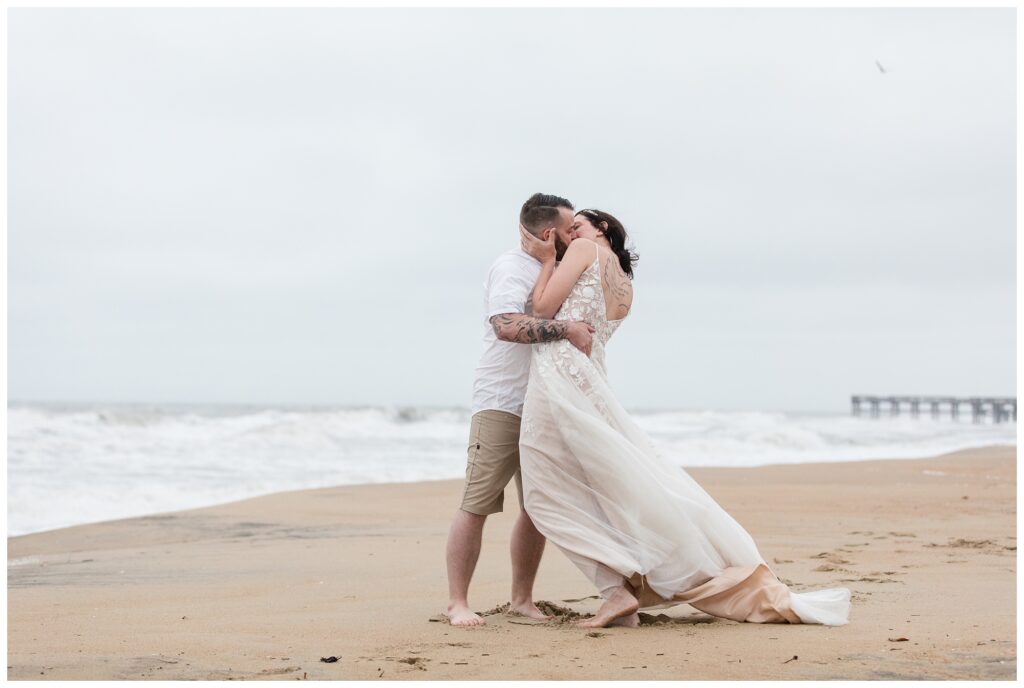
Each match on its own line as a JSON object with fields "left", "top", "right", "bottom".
{"left": 519, "top": 340, "right": 850, "bottom": 626}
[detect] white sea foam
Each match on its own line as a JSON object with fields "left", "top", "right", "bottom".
{"left": 6, "top": 403, "right": 1015, "bottom": 536}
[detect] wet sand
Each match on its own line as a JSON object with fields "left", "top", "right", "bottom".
{"left": 7, "top": 445, "right": 1016, "bottom": 680}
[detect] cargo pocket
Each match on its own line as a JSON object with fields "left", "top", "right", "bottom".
{"left": 467, "top": 419, "right": 483, "bottom": 464}
{"left": 464, "top": 416, "right": 484, "bottom": 483}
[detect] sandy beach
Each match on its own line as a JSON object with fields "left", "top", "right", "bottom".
{"left": 7, "top": 444, "right": 1016, "bottom": 680}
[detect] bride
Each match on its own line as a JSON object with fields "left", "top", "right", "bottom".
{"left": 517, "top": 208, "right": 851, "bottom": 629}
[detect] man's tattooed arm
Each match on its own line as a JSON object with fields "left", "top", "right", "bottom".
{"left": 490, "top": 313, "right": 569, "bottom": 343}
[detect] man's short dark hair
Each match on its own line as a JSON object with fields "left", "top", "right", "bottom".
{"left": 520, "top": 193, "right": 574, "bottom": 236}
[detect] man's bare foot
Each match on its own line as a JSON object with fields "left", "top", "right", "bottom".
{"left": 608, "top": 612, "right": 640, "bottom": 628}
{"left": 509, "top": 600, "right": 553, "bottom": 621}
{"left": 447, "top": 603, "right": 486, "bottom": 627}
{"left": 575, "top": 587, "right": 639, "bottom": 629}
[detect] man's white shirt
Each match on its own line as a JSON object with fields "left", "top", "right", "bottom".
{"left": 470, "top": 248, "right": 543, "bottom": 418}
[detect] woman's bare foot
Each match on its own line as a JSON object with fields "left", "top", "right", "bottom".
{"left": 447, "top": 603, "right": 485, "bottom": 627}
{"left": 575, "top": 587, "right": 640, "bottom": 629}
{"left": 509, "top": 600, "right": 553, "bottom": 621}
{"left": 608, "top": 612, "right": 640, "bottom": 628}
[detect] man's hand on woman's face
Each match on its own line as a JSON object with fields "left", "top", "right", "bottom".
{"left": 520, "top": 224, "right": 556, "bottom": 263}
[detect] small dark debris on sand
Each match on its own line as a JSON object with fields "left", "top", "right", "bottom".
{"left": 319, "top": 656, "right": 340, "bottom": 663}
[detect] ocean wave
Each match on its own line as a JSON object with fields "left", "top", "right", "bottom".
{"left": 7, "top": 404, "right": 1015, "bottom": 536}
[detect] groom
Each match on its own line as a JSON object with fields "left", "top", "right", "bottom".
{"left": 445, "top": 192, "right": 594, "bottom": 626}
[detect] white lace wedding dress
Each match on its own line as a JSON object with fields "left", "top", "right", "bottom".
{"left": 519, "top": 245, "right": 851, "bottom": 625}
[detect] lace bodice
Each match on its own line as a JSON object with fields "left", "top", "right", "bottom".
{"left": 524, "top": 246, "right": 625, "bottom": 434}
{"left": 551, "top": 247, "right": 624, "bottom": 371}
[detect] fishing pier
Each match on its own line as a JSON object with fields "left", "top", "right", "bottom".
{"left": 851, "top": 396, "right": 1016, "bottom": 423}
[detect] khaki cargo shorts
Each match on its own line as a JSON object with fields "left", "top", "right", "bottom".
{"left": 460, "top": 409, "right": 524, "bottom": 515}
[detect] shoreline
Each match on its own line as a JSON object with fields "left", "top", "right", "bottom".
{"left": 8, "top": 445, "right": 1016, "bottom": 680}
{"left": 8, "top": 441, "right": 1017, "bottom": 540}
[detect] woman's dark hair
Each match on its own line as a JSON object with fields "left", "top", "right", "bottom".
{"left": 576, "top": 209, "right": 639, "bottom": 279}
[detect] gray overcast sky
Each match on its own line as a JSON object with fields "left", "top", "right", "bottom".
{"left": 8, "top": 8, "right": 1016, "bottom": 412}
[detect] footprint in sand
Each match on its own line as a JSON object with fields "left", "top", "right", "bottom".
{"left": 838, "top": 575, "right": 903, "bottom": 584}
{"left": 637, "top": 613, "right": 677, "bottom": 626}
{"left": 477, "top": 603, "right": 511, "bottom": 616}
{"left": 536, "top": 600, "right": 591, "bottom": 622}
{"left": 256, "top": 667, "right": 302, "bottom": 676}
{"left": 924, "top": 537, "right": 1002, "bottom": 552}
{"left": 948, "top": 538, "right": 997, "bottom": 548}
{"left": 394, "top": 657, "right": 429, "bottom": 672}
{"left": 810, "top": 552, "right": 852, "bottom": 565}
